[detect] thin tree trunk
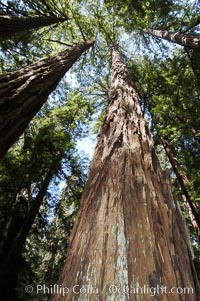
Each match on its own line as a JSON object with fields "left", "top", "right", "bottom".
{"left": 0, "top": 40, "right": 94, "bottom": 160}
{"left": 0, "top": 165, "right": 56, "bottom": 301}
{"left": 50, "top": 48, "right": 200, "bottom": 301}
{"left": 145, "top": 29, "right": 200, "bottom": 52}
{"left": 185, "top": 196, "right": 200, "bottom": 238}
{"left": 0, "top": 15, "right": 68, "bottom": 40}
{"left": 176, "top": 115, "right": 200, "bottom": 144}
{"left": 161, "top": 136, "right": 200, "bottom": 240}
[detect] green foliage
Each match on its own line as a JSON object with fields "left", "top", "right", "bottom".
{"left": 0, "top": 1, "right": 71, "bottom": 71}
{"left": 104, "top": 0, "right": 200, "bottom": 31}
{"left": 0, "top": 0, "right": 97, "bottom": 71}
{"left": 105, "top": 0, "right": 175, "bottom": 29}
{"left": 0, "top": 0, "right": 200, "bottom": 297}
{"left": 131, "top": 47, "right": 200, "bottom": 192}
{"left": 0, "top": 86, "right": 94, "bottom": 299}
{"left": 0, "top": 0, "right": 68, "bottom": 17}
{"left": 17, "top": 156, "right": 87, "bottom": 301}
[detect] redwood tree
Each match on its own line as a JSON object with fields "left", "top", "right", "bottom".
{"left": 50, "top": 48, "right": 200, "bottom": 301}
{"left": 0, "top": 15, "right": 68, "bottom": 41}
{"left": 0, "top": 40, "right": 93, "bottom": 160}
{"left": 161, "top": 136, "right": 200, "bottom": 240}
{"left": 145, "top": 29, "right": 200, "bottom": 52}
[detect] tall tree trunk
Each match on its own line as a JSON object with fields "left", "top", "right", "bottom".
{"left": 0, "top": 15, "right": 68, "bottom": 40}
{"left": 50, "top": 48, "right": 200, "bottom": 301}
{"left": 0, "top": 40, "right": 93, "bottom": 160}
{"left": 0, "top": 165, "right": 56, "bottom": 301}
{"left": 145, "top": 29, "right": 200, "bottom": 52}
{"left": 161, "top": 136, "right": 200, "bottom": 240}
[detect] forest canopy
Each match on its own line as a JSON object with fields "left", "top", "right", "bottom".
{"left": 0, "top": 0, "right": 200, "bottom": 300}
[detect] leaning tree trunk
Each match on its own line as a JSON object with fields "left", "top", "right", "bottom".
{"left": 161, "top": 136, "right": 200, "bottom": 240}
{"left": 50, "top": 48, "right": 200, "bottom": 301}
{"left": 0, "top": 40, "right": 93, "bottom": 160}
{"left": 176, "top": 115, "right": 200, "bottom": 145}
{"left": 145, "top": 29, "right": 200, "bottom": 52}
{"left": 0, "top": 162, "right": 57, "bottom": 301}
{"left": 0, "top": 15, "right": 68, "bottom": 40}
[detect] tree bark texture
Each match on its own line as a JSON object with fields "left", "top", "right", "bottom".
{"left": 146, "top": 29, "right": 200, "bottom": 52}
{"left": 50, "top": 48, "right": 200, "bottom": 301}
{"left": 161, "top": 136, "right": 200, "bottom": 240}
{"left": 0, "top": 14, "right": 68, "bottom": 40}
{"left": 0, "top": 40, "right": 93, "bottom": 160}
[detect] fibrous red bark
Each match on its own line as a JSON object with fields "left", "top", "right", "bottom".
{"left": 146, "top": 29, "right": 200, "bottom": 52}
{"left": 0, "top": 40, "right": 94, "bottom": 160}
{"left": 0, "top": 14, "right": 68, "bottom": 40}
{"left": 50, "top": 48, "right": 200, "bottom": 301}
